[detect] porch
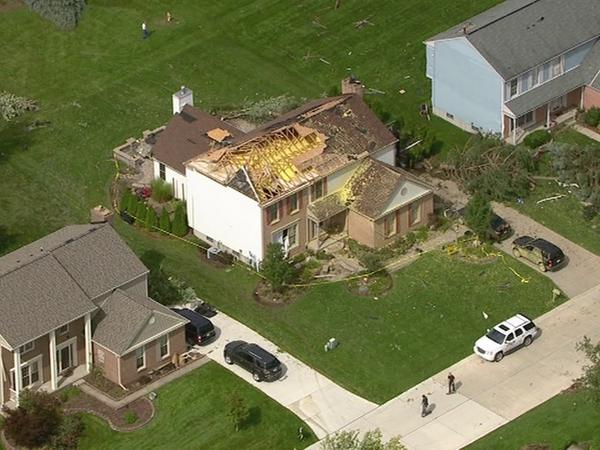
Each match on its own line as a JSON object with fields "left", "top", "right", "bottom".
{"left": 505, "top": 88, "right": 582, "bottom": 144}
{"left": 306, "top": 191, "right": 349, "bottom": 252}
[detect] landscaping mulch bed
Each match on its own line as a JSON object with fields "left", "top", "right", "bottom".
{"left": 253, "top": 280, "right": 300, "bottom": 307}
{"left": 65, "top": 392, "right": 154, "bottom": 432}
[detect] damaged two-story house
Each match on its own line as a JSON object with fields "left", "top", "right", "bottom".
{"left": 0, "top": 224, "right": 188, "bottom": 407}
{"left": 151, "top": 80, "right": 434, "bottom": 266}
{"left": 425, "top": 0, "right": 600, "bottom": 143}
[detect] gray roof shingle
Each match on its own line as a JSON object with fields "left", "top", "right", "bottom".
{"left": 93, "top": 290, "right": 187, "bottom": 356}
{"left": 0, "top": 255, "right": 97, "bottom": 348}
{"left": 52, "top": 225, "right": 148, "bottom": 299}
{"left": 428, "top": 0, "right": 600, "bottom": 79}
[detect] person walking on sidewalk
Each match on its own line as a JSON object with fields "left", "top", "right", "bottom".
{"left": 421, "top": 394, "right": 429, "bottom": 417}
{"left": 447, "top": 372, "right": 456, "bottom": 394}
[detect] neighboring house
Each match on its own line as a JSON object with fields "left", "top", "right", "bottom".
{"left": 152, "top": 79, "right": 433, "bottom": 266}
{"left": 425, "top": 0, "right": 600, "bottom": 143}
{"left": 0, "top": 224, "right": 187, "bottom": 407}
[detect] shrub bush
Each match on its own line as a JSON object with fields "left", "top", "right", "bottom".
{"left": 0, "top": 91, "right": 38, "bottom": 121}
{"left": 159, "top": 208, "right": 171, "bottom": 233}
{"left": 123, "top": 411, "right": 138, "bottom": 425}
{"left": 150, "top": 178, "right": 173, "bottom": 203}
{"left": 24, "top": 0, "right": 86, "bottom": 31}
{"left": 171, "top": 203, "right": 188, "bottom": 237}
{"left": 584, "top": 107, "right": 600, "bottom": 127}
{"left": 119, "top": 190, "right": 133, "bottom": 213}
{"left": 145, "top": 207, "right": 158, "bottom": 231}
{"left": 261, "top": 243, "right": 294, "bottom": 292}
{"left": 523, "top": 129, "right": 551, "bottom": 149}
{"left": 49, "top": 415, "right": 84, "bottom": 449}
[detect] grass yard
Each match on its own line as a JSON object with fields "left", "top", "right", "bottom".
{"left": 119, "top": 220, "right": 560, "bottom": 403}
{"left": 512, "top": 128, "right": 600, "bottom": 256}
{"left": 466, "top": 389, "right": 600, "bottom": 450}
{"left": 77, "top": 361, "right": 316, "bottom": 450}
{"left": 0, "top": 0, "right": 505, "bottom": 254}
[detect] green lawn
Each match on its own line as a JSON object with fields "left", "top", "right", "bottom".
{"left": 466, "top": 390, "right": 600, "bottom": 450}
{"left": 512, "top": 128, "right": 600, "bottom": 256}
{"left": 0, "top": 0, "right": 506, "bottom": 254}
{"left": 119, "top": 219, "right": 560, "bottom": 403}
{"left": 77, "top": 362, "right": 315, "bottom": 450}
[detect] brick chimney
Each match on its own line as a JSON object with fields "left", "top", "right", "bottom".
{"left": 172, "top": 86, "right": 194, "bottom": 114}
{"left": 341, "top": 76, "right": 364, "bottom": 98}
{"left": 90, "top": 205, "right": 114, "bottom": 225}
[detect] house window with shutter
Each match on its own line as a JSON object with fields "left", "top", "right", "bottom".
{"left": 266, "top": 203, "right": 280, "bottom": 224}
{"left": 384, "top": 212, "right": 397, "bottom": 237}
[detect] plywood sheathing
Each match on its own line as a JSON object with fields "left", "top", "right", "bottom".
{"left": 206, "top": 128, "right": 231, "bottom": 142}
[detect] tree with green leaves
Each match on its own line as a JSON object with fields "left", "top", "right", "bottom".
{"left": 321, "top": 429, "right": 406, "bottom": 450}
{"left": 464, "top": 193, "right": 493, "bottom": 241}
{"left": 576, "top": 336, "right": 600, "bottom": 405}
{"left": 24, "top": 0, "right": 86, "bottom": 30}
{"left": 227, "top": 393, "right": 250, "bottom": 432}
{"left": 260, "top": 243, "right": 294, "bottom": 292}
{"left": 171, "top": 203, "right": 188, "bottom": 237}
{"left": 146, "top": 207, "right": 158, "bottom": 231}
{"left": 159, "top": 208, "right": 171, "bottom": 233}
{"left": 135, "top": 202, "right": 147, "bottom": 225}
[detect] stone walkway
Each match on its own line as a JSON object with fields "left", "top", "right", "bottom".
{"left": 574, "top": 124, "right": 600, "bottom": 142}
{"left": 75, "top": 355, "right": 210, "bottom": 409}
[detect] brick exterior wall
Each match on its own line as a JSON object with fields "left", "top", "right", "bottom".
{"left": 583, "top": 85, "right": 600, "bottom": 110}
{"left": 118, "top": 327, "right": 186, "bottom": 387}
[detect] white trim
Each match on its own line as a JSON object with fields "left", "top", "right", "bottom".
{"left": 13, "top": 351, "right": 21, "bottom": 406}
{"left": 50, "top": 330, "right": 58, "bottom": 391}
{"left": 135, "top": 346, "right": 146, "bottom": 372}
{"left": 85, "top": 313, "right": 92, "bottom": 374}
{"left": 57, "top": 324, "right": 69, "bottom": 336}
{"left": 56, "top": 336, "right": 78, "bottom": 374}
{"left": 0, "top": 347, "right": 4, "bottom": 405}
{"left": 158, "top": 334, "right": 170, "bottom": 360}
{"left": 90, "top": 272, "right": 149, "bottom": 303}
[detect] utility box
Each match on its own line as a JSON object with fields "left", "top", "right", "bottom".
{"left": 324, "top": 337, "right": 339, "bottom": 352}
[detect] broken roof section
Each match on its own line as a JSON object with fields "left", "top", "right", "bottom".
{"left": 187, "top": 94, "right": 397, "bottom": 203}
{"left": 152, "top": 105, "right": 243, "bottom": 174}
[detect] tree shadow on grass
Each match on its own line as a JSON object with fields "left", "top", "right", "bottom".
{"left": 0, "top": 225, "right": 17, "bottom": 256}
{"left": 243, "top": 406, "right": 262, "bottom": 429}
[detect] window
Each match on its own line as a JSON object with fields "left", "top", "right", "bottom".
{"left": 11, "top": 359, "right": 41, "bottom": 390}
{"left": 97, "top": 349, "right": 105, "bottom": 365}
{"left": 384, "top": 213, "right": 397, "bottom": 237}
{"left": 159, "top": 335, "right": 169, "bottom": 359}
{"left": 266, "top": 203, "right": 280, "bottom": 224}
{"left": 135, "top": 346, "right": 146, "bottom": 371}
{"left": 288, "top": 193, "right": 299, "bottom": 214}
{"left": 515, "top": 328, "right": 524, "bottom": 338}
{"left": 19, "top": 341, "right": 35, "bottom": 354}
{"left": 312, "top": 179, "right": 325, "bottom": 200}
{"left": 524, "top": 322, "right": 536, "bottom": 331}
{"left": 519, "top": 70, "right": 534, "bottom": 93}
{"left": 272, "top": 223, "right": 298, "bottom": 249}
{"left": 516, "top": 111, "right": 534, "bottom": 128}
{"left": 57, "top": 324, "right": 69, "bottom": 336}
{"left": 538, "top": 62, "right": 551, "bottom": 84}
{"left": 410, "top": 202, "right": 421, "bottom": 226}
{"left": 506, "top": 333, "right": 514, "bottom": 342}
{"left": 551, "top": 57, "right": 562, "bottom": 77}
{"left": 509, "top": 79, "right": 518, "bottom": 98}
{"left": 159, "top": 163, "right": 166, "bottom": 180}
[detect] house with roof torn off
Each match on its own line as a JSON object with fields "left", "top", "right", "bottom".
{"left": 425, "top": 0, "right": 600, "bottom": 143}
{"left": 151, "top": 79, "right": 434, "bottom": 266}
{"left": 0, "top": 224, "right": 188, "bottom": 408}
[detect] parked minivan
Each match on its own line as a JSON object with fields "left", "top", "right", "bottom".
{"left": 171, "top": 308, "right": 216, "bottom": 345}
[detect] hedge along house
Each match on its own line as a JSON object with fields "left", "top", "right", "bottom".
{"left": 0, "top": 224, "right": 188, "bottom": 408}
{"left": 425, "top": 0, "right": 600, "bottom": 144}
{"left": 164, "top": 79, "right": 434, "bottom": 267}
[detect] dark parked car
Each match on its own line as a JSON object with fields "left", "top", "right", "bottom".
{"left": 224, "top": 340, "right": 283, "bottom": 382}
{"left": 455, "top": 208, "right": 513, "bottom": 241}
{"left": 171, "top": 308, "right": 216, "bottom": 345}
{"left": 512, "top": 236, "right": 566, "bottom": 272}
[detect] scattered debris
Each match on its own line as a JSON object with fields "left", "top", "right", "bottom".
{"left": 312, "top": 18, "right": 327, "bottom": 29}
{"left": 536, "top": 194, "right": 565, "bottom": 204}
{"left": 399, "top": 89, "right": 406, "bottom": 94}
{"left": 482, "top": 311, "right": 489, "bottom": 320}
{"left": 354, "top": 16, "right": 374, "bottom": 29}
{"left": 324, "top": 337, "right": 339, "bottom": 352}
{"left": 365, "top": 87, "right": 386, "bottom": 95}
{"left": 335, "top": 0, "right": 341, "bottom": 9}
{"left": 319, "top": 57, "right": 331, "bottom": 65}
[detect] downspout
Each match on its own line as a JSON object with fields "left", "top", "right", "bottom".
{"left": 116, "top": 355, "right": 127, "bottom": 391}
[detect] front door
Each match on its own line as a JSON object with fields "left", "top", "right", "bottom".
{"left": 56, "top": 342, "right": 75, "bottom": 373}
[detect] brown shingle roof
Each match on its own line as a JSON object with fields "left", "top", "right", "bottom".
{"left": 152, "top": 105, "right": 244, "bottom": 174}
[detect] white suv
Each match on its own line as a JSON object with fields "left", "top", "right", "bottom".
{"left": 474, "top": 314, "right": 538, "bottom": 362}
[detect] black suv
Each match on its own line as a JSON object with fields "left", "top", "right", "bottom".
{"left": 171, "top": 308, "right": 216, "bottom": 345}
{"left": 224, "top": 341, "right": 283, "bottom": 382}
{"left": 456, "top": 207, "right": 513, "bottom": 241}
{"left": 512, "top": 236, "right": 566, "bottom": 272}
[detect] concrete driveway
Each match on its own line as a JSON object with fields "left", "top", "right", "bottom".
{"left": 492, "top": 202, "right": 600, "bottom": 297}
{"left": 199, "top": 311, "right": 377, "bottom": 439}
{"left": 306, "top": 283, "right": 600, "bottom": 449}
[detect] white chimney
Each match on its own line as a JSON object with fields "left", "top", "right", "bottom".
{"left": 172, "top": 86, "right": 194, "bottom": 114}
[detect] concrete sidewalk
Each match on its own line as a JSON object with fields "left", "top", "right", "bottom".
{"left": 200, "top": 312, "right": 377, "bottom": 439}
{"left": 306, "top": 284, "right": 600, "bottom": 449}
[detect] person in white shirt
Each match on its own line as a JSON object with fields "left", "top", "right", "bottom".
{"left": 141, "top": 21, "right": 148, "bottom": 39}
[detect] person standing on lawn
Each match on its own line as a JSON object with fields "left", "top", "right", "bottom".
{"left": 142, "top": 21, "right": 148, "bottom": 39}
{"left": 448, "top": 372, "right": 456, "bottom": 394}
